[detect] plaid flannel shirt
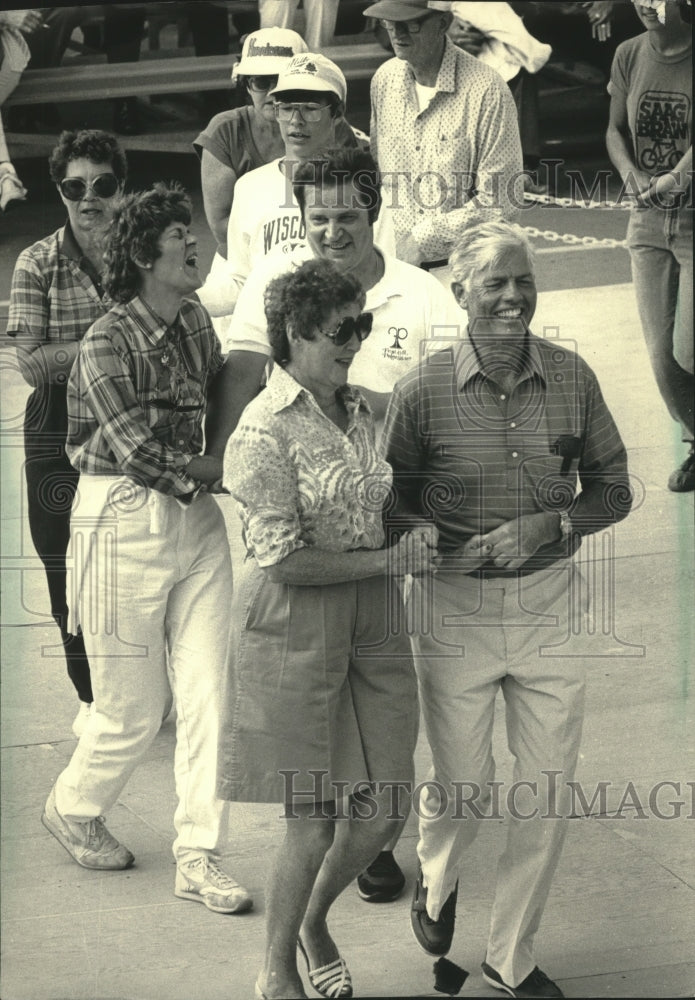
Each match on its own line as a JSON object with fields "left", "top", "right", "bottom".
{"left": 7, "top": 224, "right": 109, "bottom": 343}
{"left": 66, "top": 295, "right": 224, "bottom": 496}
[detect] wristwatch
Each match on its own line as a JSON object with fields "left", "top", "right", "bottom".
{"left": 558, "top": 511, "right": 573, "bottom": 541}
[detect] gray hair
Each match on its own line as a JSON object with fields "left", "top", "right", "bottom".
{"left": 449, "top": 221, "right": 535, "bottom": 291}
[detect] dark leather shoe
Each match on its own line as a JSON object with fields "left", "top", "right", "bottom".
{"left": 410, "top": 865, "right": 457, "bottom": 955}
{"left": 357, "top": 850, "right": 405, "bottom": 903}
{"left": 667, "top": 447, "right": 695, "bottom": 492}
{"left": 482, "top": 962, "right": 564, "bottom": 998}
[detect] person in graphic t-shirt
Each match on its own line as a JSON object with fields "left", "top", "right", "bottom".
{"left": 607, "top": 0, "right": 693, "bottom": 491}
{"left": 197, "top": 52, "right": 394, "bottom": 317}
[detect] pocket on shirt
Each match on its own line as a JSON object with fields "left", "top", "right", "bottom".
{"left": 522, "top": 454, "right": 577, "bottom": 510}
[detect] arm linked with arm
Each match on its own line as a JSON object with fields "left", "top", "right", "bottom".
{"left": 225, "top": 410, "right": 436, "bottom": 584}
{"left": 204, "top": 350, "right": 268, "bottom": 458}
{"left": 381, "top": 383, "right": 435, "bottom": 535}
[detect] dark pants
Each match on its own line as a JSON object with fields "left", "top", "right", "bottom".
{"left": 24, "top": 383, "right": 92, "bottom": 704}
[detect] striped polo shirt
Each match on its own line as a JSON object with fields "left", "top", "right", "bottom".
{"left": 382, "top": 332, "right": 631, "bottom": 573}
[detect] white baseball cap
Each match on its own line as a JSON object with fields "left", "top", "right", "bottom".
{"left": 270, "top": 52, "right": 347, "bottom": 104}
{"left": 233, "top": 27, "right": 308, "bottom": 79}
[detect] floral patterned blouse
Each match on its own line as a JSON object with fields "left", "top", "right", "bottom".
{"left": 223, "top": 365, "right": 392, "bottom": 567}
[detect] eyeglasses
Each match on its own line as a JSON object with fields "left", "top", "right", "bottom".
{"left": 379, "top": 16, "right": 434, "bottom": 34}
{"left": 246, "top": 74, "right": 278, "bottom": 93}
{"left": 59, "top": 173, "right": 119, "bottom": 201}
{"left": 321, "top": 312, "right": 373, "bottom": 346}
{"left": 274, "top": 101, "right": 330, "bottom": 123}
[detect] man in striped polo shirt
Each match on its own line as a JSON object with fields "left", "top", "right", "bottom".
{"left": 382, "top": 221, "right": 632, "bottom": 999}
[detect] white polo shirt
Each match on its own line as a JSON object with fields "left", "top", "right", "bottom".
{"left": 225, "top": 244, "right": 465, "bottom": 393}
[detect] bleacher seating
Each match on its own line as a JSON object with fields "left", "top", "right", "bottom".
{"left": 4, "top": 40, "right": 388, "bottom": 156}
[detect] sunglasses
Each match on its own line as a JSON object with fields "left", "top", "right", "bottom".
{"left": 379, "top": 15, "right": 434, "bottom": 34}
{"left": 322, "top": 312, "right": 373, "bottom": 346}
{"left": 246, "top": 74, "right": 278, "bottom": 92}
{"left": 59, "top": 173, "right": 119, "bottom": 201}
{"left": 274, "top": 101, "right": 330, "bottom": 123}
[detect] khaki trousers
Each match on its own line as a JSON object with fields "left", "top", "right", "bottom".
{"left": 409, "top": 560, "right": 587, "bottom": 987}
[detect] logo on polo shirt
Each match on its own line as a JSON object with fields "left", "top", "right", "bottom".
{"left": 389, "top": 326, "right": 408, "bottom": 350}
{"left": 382, "top": 326, "right": 412, "bottom": 361}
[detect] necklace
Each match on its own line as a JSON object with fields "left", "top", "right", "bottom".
{"left": 160, "top": 328, "right": 187, "bottom": 404}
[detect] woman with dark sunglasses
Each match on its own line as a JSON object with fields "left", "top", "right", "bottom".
{"left": 6, "top": 129, "right": 126, "bottom": 738}
{"left": 193, "top": 26, "right": 364, "bottom": 262}
{"left": 220, "top": 258, "right": 436, "bottom": 1000}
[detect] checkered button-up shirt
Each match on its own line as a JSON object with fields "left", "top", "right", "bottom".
{"left": 7, "top": 224, "right": 109, "bottom": 343}
{"left": 67, "top": 295, "right": 224, "bottom": 496}
{"left": 370, "top": 39, "right": 524, "bottom": 262}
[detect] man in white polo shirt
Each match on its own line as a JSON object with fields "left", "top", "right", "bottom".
{"left": 206, "top": 146, "right": 461, "bottom": 452}
{"left": 198, "top": 53, "right": 394, "bottom": 316}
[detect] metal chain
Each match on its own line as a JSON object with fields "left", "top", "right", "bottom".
{"left": 521, "top": 192, "right": 629, "bottom": 247}
{"left": 521, "top": 225, "right": 628, "bottom": 249}
{"left": 523, "top": 191, "right": 633, "bottom": 211}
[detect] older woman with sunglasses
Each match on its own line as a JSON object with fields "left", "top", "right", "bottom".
{"left": 220, "top": 259, "right": 436, "bottom": 1000}
{"left": 7, "top": 129, "right": 126, "bottom": 737}
{"left": 41, "top": 182, "right": 252, "bottom": 915}
{"left": 194, "top": 27, "right": 364, "bottom": 262}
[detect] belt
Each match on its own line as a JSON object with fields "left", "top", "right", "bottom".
{"left": 435, "top": 558, "right": 563, "bottom": 580}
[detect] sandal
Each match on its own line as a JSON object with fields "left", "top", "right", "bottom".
{"left": 297, "top": 937, "right": 352, "bottom": 998}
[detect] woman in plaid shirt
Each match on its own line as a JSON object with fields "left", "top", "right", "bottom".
{"left": 40, "top": 183, "right": 253, "bottom": 917}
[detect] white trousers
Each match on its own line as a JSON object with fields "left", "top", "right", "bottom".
{"left": 409, "top": 560, "right": 587, "bottom": 987}
{"left": 56, "top": 477, "right": 233, "bottom": 860}
{"left": 258, "top": 0, "right": 340, "bottom": 49}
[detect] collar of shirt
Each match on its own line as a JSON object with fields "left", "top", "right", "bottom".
{"left": 60, "top": 221, "right": 105, "bottom": 293}
{"left": 403, "top": 36, "right": 459, "bottom": 97}
{"left": 364, "top": 248, "right": 404, "bottom": 309}
{"left": 287, "top": 244, "right": 398, "bottom": 310}
{"left": 121, "top": 294, "right": 189, "bottom": 347}
{"left": 454, "top": 331, "right": 548, "bottom": 391}
{"left": 264, "top": 364, "right": 370, "bottom": 427}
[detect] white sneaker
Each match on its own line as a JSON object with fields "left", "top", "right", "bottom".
{"left": 41, "top": 786, "right": 135, "bottom": 870}
{"left": 175, "top": 854, "right": 253, "bottom": 914}
{"left": 72, "top": 701, "right": 94, "bottom": 738}
{"left": 0, "top": 169, "right": 28, "bottom": 211}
